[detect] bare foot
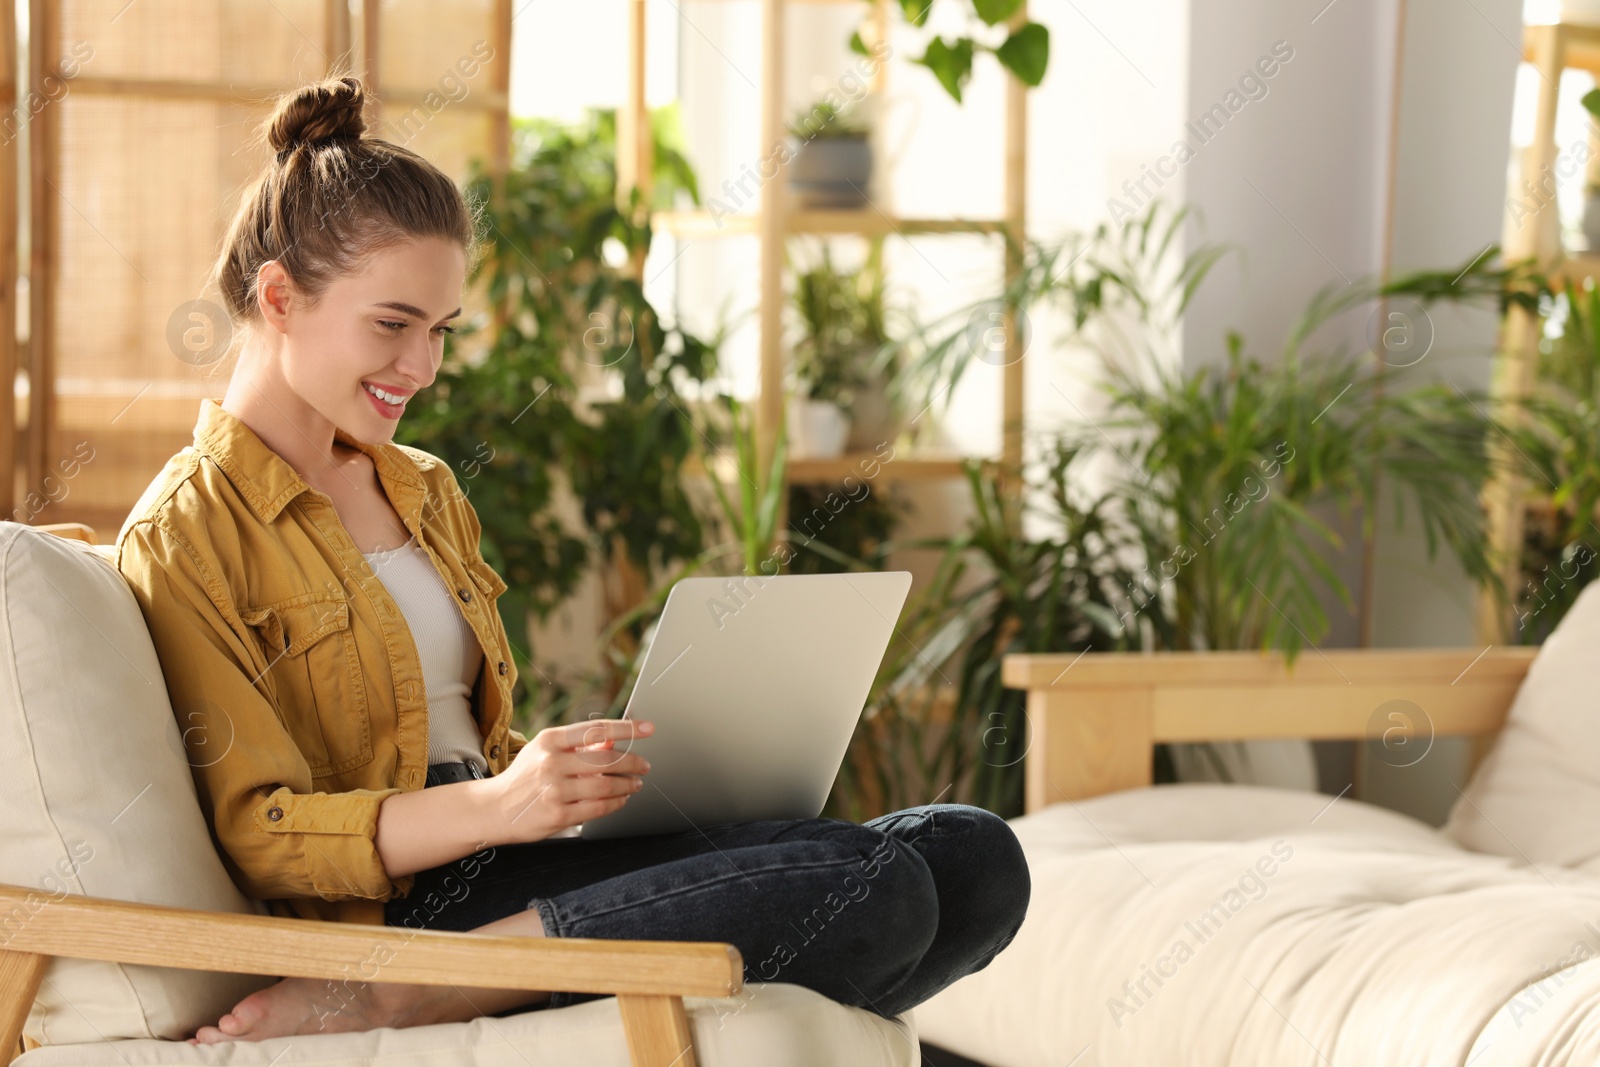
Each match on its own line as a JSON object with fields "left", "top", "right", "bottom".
{"left": 188, "top": 975, "right": 472, "bottom": 1044}
{"left": 186, "top": 908, "right": 554, "bottom": 1043}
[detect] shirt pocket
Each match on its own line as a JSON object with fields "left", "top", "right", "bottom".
{"left": 465, "top": 555, "right": 508, "bottom": 602}
{"left": 240, "top": 591, "right": 373, "bottom": 778}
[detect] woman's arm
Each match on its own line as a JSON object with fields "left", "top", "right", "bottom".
{"left": 375, "top": 719, "right": 655, "bottom": 876}
{"left": 373, "top": 778, "right": 501, "bottom": 877}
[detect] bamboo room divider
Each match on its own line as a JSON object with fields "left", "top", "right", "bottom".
{"left": 18, "top": 0, "right": 509, "bottom": 539}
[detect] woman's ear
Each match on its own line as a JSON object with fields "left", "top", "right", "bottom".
{"left": 255, "top": 260, "right": 295, "bottom": 335}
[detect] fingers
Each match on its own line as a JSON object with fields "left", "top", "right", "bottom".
{"left": 551, "top": 770, "right": 643, "bottom": 803}
{"left": 566, "top": 792, "right": 635, "bottom": 822}
{"left": 559, "top": 748, "right": 651, "bottom": 777}
{"left": 537, "top": 718, "right": 653, "bottom": 753}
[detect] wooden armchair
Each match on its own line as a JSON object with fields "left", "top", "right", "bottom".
{"left": 3, "top": 523, "right": 743, "bottom": 1067}
{"left": 1003, "top": 647, "right": 1538, "bottom": 810}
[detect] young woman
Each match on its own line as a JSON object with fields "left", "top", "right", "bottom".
{"left": 115, "top": 75, "right": 1031, "bottom": 1045}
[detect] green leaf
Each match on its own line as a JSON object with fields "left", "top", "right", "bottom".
{"left": 995, "top": 23, "right": 1049, "bottom": 87}
{"left": 1584, "top": 87, "right": 1600, "bottom": 120}
{"left": 973, "top": 0, "right": 1025, "bottom": 24}
{"left": 849, "top": 29, "right": 870, "bottom": 56}
{"left": 898, "top": 0, "right": 931, "bottom": 27}
{"left": 916, "top": 37, "right": 976, "bottom": 103}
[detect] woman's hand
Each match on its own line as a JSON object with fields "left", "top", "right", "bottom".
{"left": 482, "top": 718, "right": 654, "bottom": 844}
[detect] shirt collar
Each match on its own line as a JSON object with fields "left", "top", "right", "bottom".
{"left": 191, "top": 397, "right": 428, "bottom": 525}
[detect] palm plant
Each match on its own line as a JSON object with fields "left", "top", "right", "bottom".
{"left": 1506, "top": 278, "right": 1600, "bottom": 641}
{"left": 836, "top": 201, "right": 1544, "bottom": 818}
{"left": 824, "top": 441, "right": 1140, "bottom": 820}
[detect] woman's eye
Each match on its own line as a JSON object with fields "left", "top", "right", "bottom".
{"left": 378, "top": 319, "right": 453, "bottom": 334}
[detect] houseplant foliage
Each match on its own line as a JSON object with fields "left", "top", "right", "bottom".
{"left": 860, "top": 0, "right": 1051, "bottom": 102}
{"left": 1507, "top": 277, "right": 1600, "bottom": 641}
{"left": 395, "top": 106, "right": 715, "bottom": 716}
{"left": 824, "top": 442, "right": 1139, "bottom": 820}
{"left": 833, "top": 202, "right": 1533, "bottom": 818}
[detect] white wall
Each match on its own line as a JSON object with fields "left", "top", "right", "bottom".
{"left": 1173, "top": 0, "right": 1522, "bottom": 820}
{"left": 1359, "top": 0, "right": 1524, "bottom": 824}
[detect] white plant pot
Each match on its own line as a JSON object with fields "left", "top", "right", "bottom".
{"left": 788, "top": 398, "right": 851, "bottom": 459}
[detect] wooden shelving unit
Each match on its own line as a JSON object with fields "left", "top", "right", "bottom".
{"left": 1483, "top": 18, "right": 1600, "bottom": 640}
{"left": 614, "top": 0, "right": 1029, "bottom": 506}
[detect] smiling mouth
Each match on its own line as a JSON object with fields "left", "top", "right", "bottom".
{"left": 363, "top": 382, "right": 409, "bottom": 406}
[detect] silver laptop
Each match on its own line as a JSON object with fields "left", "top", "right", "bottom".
{"left": 578, "top": 570, "right": 913, "bottom": 840}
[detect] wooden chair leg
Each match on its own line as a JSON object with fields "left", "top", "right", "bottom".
{"left": 617, "top": 994, "right": 697, "bottom": 1067}
{"left": 0, "top": 950, "right": 47, "bottom": 1067}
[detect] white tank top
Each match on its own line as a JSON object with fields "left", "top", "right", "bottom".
{"left": 362, "top": 535, "right": 489, "bottom": 775}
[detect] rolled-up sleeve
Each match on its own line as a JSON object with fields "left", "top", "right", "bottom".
{"left": 116, "top": 519, "right": 412, "bottom": 905}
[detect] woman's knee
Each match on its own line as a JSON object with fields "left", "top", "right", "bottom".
{"left": 831, "top": 822, "right": 941, "bottom": 959}
{"left": 905, "top": 804, "right": 1031, "bottom": 942}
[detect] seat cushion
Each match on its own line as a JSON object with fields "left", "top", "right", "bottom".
{"left": 0, "top": 522, "right": 275, "bottom": 1045}
{"left": 14, "top": 982, "right": 917, "bottom": 1066}
{"left": 1446, "top": 580, "right": 1600, "bottom": 872}
{"left": 913, "top": 783, "right": 1600, "bottom": 1066}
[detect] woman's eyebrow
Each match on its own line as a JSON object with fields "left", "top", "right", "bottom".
{"left": 371, "top": 300, "right": 463, "bottom": 320}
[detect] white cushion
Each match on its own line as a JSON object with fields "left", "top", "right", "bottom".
{"left": 15, "top": 982, "right": 917, "bottom": 1066}
{"left": 0, "top": 522, "right": 276, "bottom": 1045}
{"left": 914, "top": 784, "right": 1600, "bottom": 1066}
{"left": 1445, "top": 580, "right": 1600, "bottom": 871}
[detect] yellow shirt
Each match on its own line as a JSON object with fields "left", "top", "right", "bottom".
{"left": 114, "top": 397, "right": 529, "bottom": 927}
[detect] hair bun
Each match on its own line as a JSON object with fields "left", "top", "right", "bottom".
{"left": 267, "top": 75, "right": 366, "bottom": 155}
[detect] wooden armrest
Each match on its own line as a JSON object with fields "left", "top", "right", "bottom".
{"left": 0, "top": 885, "right": 738, "bottom": 1067}
{"left": 1003, "top": 648, "right": 1538, "bottom": 810}
{"left": 34, "top": 523, "right": 96, "bottom": 544}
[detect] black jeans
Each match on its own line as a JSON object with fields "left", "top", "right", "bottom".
{"left": 382, "top": 778, "right": 1031, "bottom": 1020}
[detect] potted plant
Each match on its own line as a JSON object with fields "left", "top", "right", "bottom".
{"left": 786, "top": 96, "right": 873, "bottom": 210}
{"left": 788, "top": 245, "right": 904, "bottom": 457}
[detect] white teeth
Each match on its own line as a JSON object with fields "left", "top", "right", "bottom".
{"left": 364, "top": 383, "right": 405, "bottom": 405}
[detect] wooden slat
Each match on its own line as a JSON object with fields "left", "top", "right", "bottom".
{"left": 1149, "top": 683, "right": 1519, "bottom": 741}
{"left": 0, "top": 949, "right": 47, "bottom": 1067}
{"left": 1026, "top": 688, "right": 1152, "bottom": 809}
{"left": 1003, "top": 647, "right": 1537, "bottom": 690}
{"left": 653, "top": 209, "right": 1011, "bottom": 238}
{"left": 0, "top": 885, "right": 743, "bottom": 999}
{"left": 26, "top": 0, "right": 58, "bottom": 518}
{"left": 0, "top": 0, "right": 15, "bottom": 521}
{"left": 1007, "top": 649, "right": 1537, "bottom": 811}
{"left": 35, "top": 521, "right": 95, "bottom": 543}
{"left": 617, "top": 994, "right": 699, "bottom": 1067}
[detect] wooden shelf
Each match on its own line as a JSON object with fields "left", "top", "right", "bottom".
{"left": 685, "top": 450, "right": 986, "bottom": 485}
{"left": 653, "top": 208, "right": 1013, "bottom": 239}
{"left": 787, "top": 451, "right": 981, "bottom": 483}
{"left": 1523, "top": 20, "right": 1600, "bottom": 74}
{"left": 1552, "top": 251, "right": 1600, "bottom": 286}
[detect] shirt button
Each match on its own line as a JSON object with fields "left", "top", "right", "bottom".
{"left": 267, "top": 807, "right": 283, "bottom": 821}
{"left": 458, "top": 588, "right": 472, "bottom": 603}
{"left": 497, "top": 661, "right": 508, "bottom": 676}
{"left": 490, "top": 744, "right": 501, "bottom": 759}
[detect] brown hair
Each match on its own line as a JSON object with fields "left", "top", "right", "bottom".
{"left": 212, "top": 75, "right": 480, "bottom": 328}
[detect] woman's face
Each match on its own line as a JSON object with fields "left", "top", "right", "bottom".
{"left": 271, "top": 235, "right": 467, "bottom": 444}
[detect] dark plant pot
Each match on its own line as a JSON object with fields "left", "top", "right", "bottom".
{"left": 846, "top": 375, "right": 899, "bottom": 452}
{"left": 1583, "top": 190, "right": 1600, "bottom": 252}
{"left": 788, "top": 136, "right": 873, "bottom": 209}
